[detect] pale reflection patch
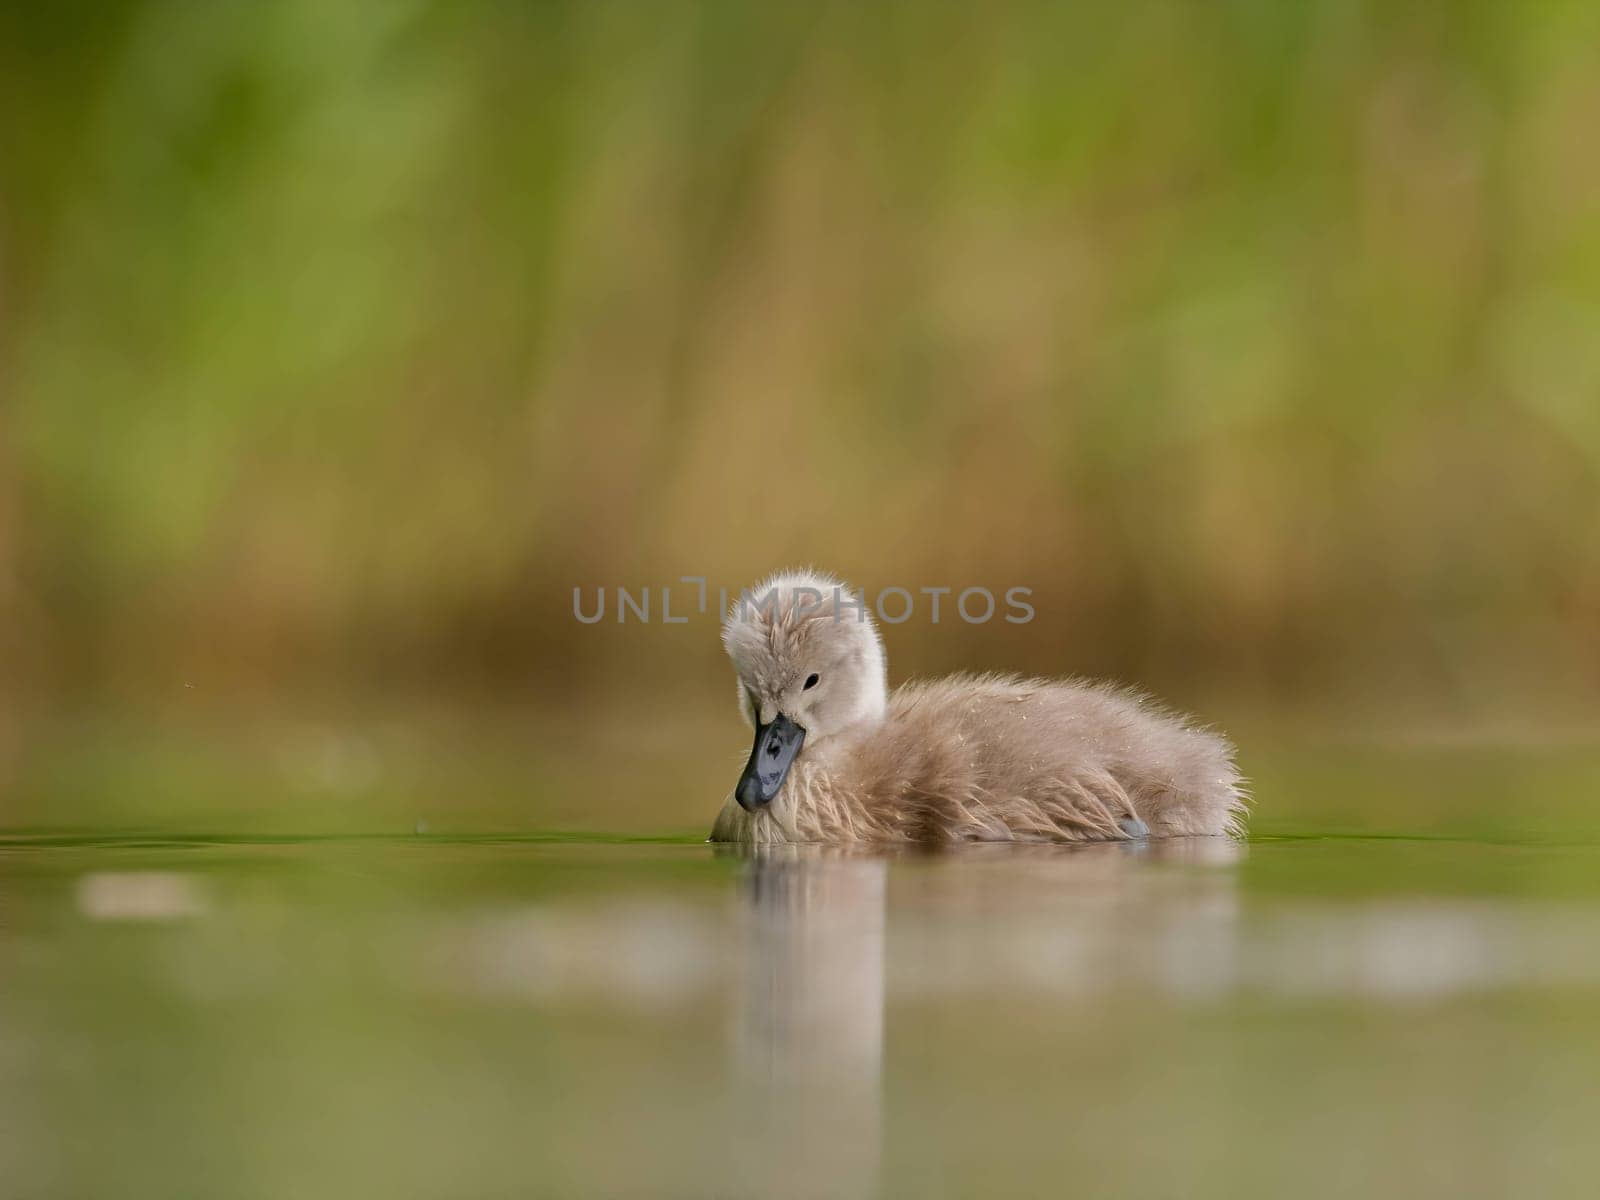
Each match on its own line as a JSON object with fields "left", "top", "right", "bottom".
{"left": 414, "top": 838, "right": 1600, "bottom": 1012}
{"left": 75, "top": 872, "right": 209, "bottom": 922}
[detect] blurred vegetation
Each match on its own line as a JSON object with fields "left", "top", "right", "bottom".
{"left": 4, "top": 1, "right": 1600, "bottom": 826}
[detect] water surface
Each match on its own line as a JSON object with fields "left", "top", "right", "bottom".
{"left": 3, "top": 832, "right": 1599, "bottom": 1197}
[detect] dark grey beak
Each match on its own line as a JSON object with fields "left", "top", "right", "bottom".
{"left": 735, "top": 714, "right": 805, "bottom": 811}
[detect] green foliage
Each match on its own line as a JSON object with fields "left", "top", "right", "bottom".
{"left": 4, "top": 0, "right": 1600, "bottom": 711}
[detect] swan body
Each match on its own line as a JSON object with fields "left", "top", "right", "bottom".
{"left": 711, "top": 570, "right": 1247, "bottom": 845}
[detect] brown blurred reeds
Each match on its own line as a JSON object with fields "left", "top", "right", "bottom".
{"left": 3, "top": 0, "right": 1599, "bottom": 732}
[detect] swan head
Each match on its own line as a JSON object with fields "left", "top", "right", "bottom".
{"left": 721, "top": 569, "right": 888, "bottom": 812}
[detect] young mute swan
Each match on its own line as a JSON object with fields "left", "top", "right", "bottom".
{"left": 710, "top": 570, "right": 1247, "bottom": 845}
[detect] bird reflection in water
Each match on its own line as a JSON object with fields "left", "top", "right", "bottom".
{"left": 717, "top": 837, "right": 1245, "bottom": 1197}
{"left": 724, "top": 845, "right": 887, "bottom": 1199}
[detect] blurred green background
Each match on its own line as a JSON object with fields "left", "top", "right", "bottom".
{"left": 4, "top": 0, "right": 1600, "bottom": 834}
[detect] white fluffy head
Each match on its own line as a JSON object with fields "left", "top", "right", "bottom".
{"left": 721, "top": 569, "right": 888, "bottom": 742}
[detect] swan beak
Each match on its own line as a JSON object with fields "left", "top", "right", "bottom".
{"left": 735, "top": 714, "right": 805, "bottom": 811}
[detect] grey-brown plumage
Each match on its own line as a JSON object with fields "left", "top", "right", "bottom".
{"left": 712, "top": 570, "right": 1247, "bottom": 845}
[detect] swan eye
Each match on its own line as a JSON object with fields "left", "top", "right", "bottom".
{"left": 803, "top": 673, "right": 820, "bottom": 690}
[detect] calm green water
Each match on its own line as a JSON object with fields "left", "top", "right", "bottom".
{"left": 4, "top": 832, "right": 1600, "bottom": 1198}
